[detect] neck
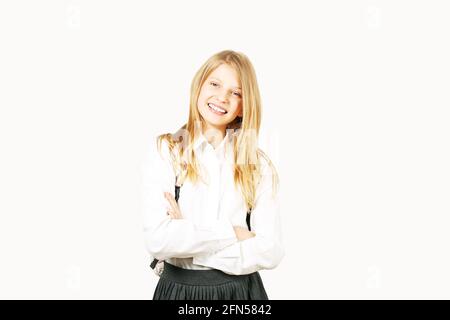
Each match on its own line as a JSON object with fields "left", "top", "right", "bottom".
{"left": 202, "top": 124, "right": 226, "bottom": 149}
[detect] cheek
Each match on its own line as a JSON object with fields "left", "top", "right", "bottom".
{"left": 230, "top": 101, "right": 242, "bottom": 115}
{"left": 198, "top": 88, "right": 211, "bottom": 104}
{"left": 197, "top": 90, "right": 208, "bottom": 106}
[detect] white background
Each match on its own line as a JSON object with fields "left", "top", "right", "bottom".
{"left": 0, "top": 0, "right": 449, "bottom": 299}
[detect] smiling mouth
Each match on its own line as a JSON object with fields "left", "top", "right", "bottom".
{"left": 208, "top": 103, "right": 228, "bottom": 115}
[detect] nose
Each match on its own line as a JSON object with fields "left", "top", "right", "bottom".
{"left": 216, "top": 89, "right": 229, "bottom": 103}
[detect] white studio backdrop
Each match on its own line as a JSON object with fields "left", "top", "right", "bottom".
{"left": 0, "top": 0, "right": 449, "bottom": 299}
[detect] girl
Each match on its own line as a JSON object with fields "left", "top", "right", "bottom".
{"left": 142, "top": 50, "right": 284, "bottom": 300}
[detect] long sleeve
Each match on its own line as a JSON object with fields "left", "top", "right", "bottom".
{"left": 141, "top": 136, "right": 238, "bottom": 260}
{"left": 192, "top": 161, "right": 285, "bottom": 275}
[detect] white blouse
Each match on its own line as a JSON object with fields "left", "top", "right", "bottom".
{"left": 141, "top": 129, "right": 284, "bottom": 275}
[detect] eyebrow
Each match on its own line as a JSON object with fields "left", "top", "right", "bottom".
{"left": 210, "top": 77, "right": 241, "bottom": 90}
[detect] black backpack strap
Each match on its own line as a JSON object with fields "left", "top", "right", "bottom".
{"left": 174, "top": 185, "right": 180, "bottom": 202}
{"left": 246, "top": 210, "right": 252, "bottom": 231}
{"left": 150, "top": 258, "right": 159, "bottom": 269}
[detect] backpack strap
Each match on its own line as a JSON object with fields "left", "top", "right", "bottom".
{"left": 149, "top": 257, "right": 159, "bottom": 269}
{"left": 246, "top": 210, "right": 252, "bottom": 231}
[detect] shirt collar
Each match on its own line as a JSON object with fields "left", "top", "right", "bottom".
{"left": 193, "top": 129, "right": 233, "bottom": 155}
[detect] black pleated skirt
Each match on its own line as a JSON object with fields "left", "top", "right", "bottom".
{"left": 153, "top": 261, "right": 269, "bottom": 300}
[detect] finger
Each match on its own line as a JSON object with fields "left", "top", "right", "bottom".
{"left": 167, "top": 210, "right": 177, "bottom": 219}
{"left": 170, "top": 213, "right": 181, "bottom": 219}
{"left": 165, "top": 198, "right": 179, "bottom": 217}
{"left": 164, "top": 192, "right": 174, "bottom": 200}
{"left": 171, "top": 208, "right": 181, "bottom": 219}
{"left": 164, "top": 192, "right": 179, "bottom": 208}
{"left": 164, "top": 193, "right": 176, "bottom": 209}
{"left": 166, "top": 204, "right": 175, "bottom": 217}
{"left": 165, "top": 194, "right": 182, "bottom": 218}
{"left": 166, "top": 206, "right": 179, "bottom": 219}
{"left": 164, "top": 192, "right": 183, "bottom": 219}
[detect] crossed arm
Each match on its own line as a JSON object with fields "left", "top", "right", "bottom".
{"left": 142, "top": 138, "right": 284, "bottom": 275}
{"left": 164, "top": 191, "right": 255, "bottom": 241}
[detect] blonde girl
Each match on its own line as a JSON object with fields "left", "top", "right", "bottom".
{"left": 142, "top": 50, "right": 284, "bottom": 300}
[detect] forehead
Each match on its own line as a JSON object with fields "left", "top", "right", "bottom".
{"left": 208, "top": 64, "right": 241, "bottom": 88}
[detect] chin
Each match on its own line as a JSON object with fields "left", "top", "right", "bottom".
{"left": 204, "top": 118, "right": 229, "bottom": 127}
{"left": 200, "top": 111, "right": 229, "bottom": 127}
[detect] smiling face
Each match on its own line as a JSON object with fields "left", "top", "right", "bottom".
{"left": 197, "top": 63, "right": 243, "bottom": 134}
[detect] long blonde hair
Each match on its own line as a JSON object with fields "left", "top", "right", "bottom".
{"left": 157, "top": 50, "right": 279, "bottom": 212}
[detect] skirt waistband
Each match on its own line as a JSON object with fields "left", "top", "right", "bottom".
{"left": 161, "top": 261, "right": 251, "bottom": 286}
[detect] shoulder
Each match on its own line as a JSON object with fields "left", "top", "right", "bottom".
{"left": 155, "top": 134, "right": 172, "bottom": 159}
{"left": 142, "top": 133, "right": 178, "bottom": 174}
{"left": 156, "top": 132, "right": 190, "bottom": 178}
{"left": 141, "top": 134, "right": 176, "bottom": 183}
{"left": 154, "top": 133, "right": 183, "bottom": 162}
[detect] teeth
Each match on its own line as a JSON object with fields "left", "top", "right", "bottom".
{"left": 208, "top": 103, "right": 226, "bottom": 114}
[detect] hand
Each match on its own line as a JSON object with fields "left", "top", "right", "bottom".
{"left": 233, "top": 226, "right": 255, "bottom": 241}
{"left": 164, "top": 192, "right": 183, "bottom": 219}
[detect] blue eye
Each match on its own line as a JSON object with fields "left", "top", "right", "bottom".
{"left": 234, "top": 92, "right": 241, "bottom": 97}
